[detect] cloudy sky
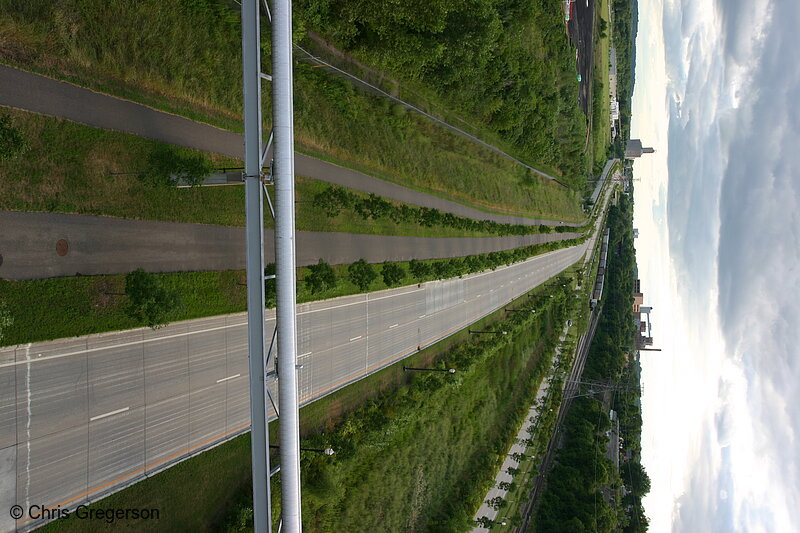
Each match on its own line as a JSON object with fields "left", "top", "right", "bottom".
{"left": 632, "top": 0, "right": 799, "bottom": 531}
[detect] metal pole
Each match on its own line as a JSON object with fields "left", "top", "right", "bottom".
{"left": 272, "top": 0, "right": 303, "bottom": 530}
{"left": 242, "top": 1, "right": 271, "bottom": 532}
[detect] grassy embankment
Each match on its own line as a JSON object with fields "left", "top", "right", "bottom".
{"left": 473, "top": 268, "right": 591, "bottom": 530}
{"left": 0, "top": 0, "right": 584, "bottom": 221}
{"left": 38, "top": 269, "right": 577, "bottom": 533}
{"left": 0, "top": 107, "right": 562, "bottom": 238}
{"left": 470, "top": 192, "right": 615, "bottom": 530}
{"left": 610, "top": 0, "right": 637, "bottom": 152}
{"left": 294, "top": 0, "right": 589, "bottom": 189}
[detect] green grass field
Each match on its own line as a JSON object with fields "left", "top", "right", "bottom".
{"left": 590, "top": 0, "right": 613, "bottom": 174}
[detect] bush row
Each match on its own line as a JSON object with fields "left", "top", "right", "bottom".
{"left": 263, "top": 235, "right": 587, "bottom": 306}
{"left": 312, "top": 185, "right": 576, "bottom": 236}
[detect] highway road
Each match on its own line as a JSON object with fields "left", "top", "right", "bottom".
{"left": 0, "top": 210, "right": 577, "bottom": 281}
{"left": 0, "top": 167, "right": 615, "bottom": 533}
{"left": 0, "top": 65, "right": 578, "bottom": 228}
{"left": 0, "top": 240, "right": 590, "bottom": 532}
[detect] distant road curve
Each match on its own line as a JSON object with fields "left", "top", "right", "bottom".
{"left": 0, "top": 210, "right": 579, "bottom": 280}
{"left": 0, "top": 64, "right": 578, "bottom": 227}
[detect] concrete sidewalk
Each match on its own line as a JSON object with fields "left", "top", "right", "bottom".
{"left": 0, "top": 64, "right": 577, "bottom": 228}
{"left": 0, "top": 211, "right": 578, "bottom": 280}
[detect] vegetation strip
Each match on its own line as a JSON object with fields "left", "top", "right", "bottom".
{"left": 0, "top": 236, "right": 586, "bottom": 346}
{"left": 0, "top": 107, "right": 579, "bottom": 237}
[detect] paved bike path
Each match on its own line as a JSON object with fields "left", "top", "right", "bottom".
{"left": 0, "top": 64, "right": 577, "bottom": 227}
{"left": 0, "top": 211, "right": 578, "bottom": 280}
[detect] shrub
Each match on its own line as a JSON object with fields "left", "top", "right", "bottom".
{"left": 0, "top": 114, "right": 27, "bottom": 160}
{"left": 487, "top": 496, "right": 506, "bottom": 510}
{"left": 140, "top": 146, "right": 215, "bottom": 187}
{"left": 306, "top": 259, "right": 337, "bottom": 294}
{"left": 348, "top": 259, "right": 377, "bottom": 291}
{"left": 124, "top": 269, "right": 180, "bottom": 328}
{"left": 381, "top": 261, "right": 405, "bottom": 287}
{"left": 408, "top": 259, "right": 431, "bottom": 282}
{"left": 0, "top": 300, "right": 13, "bottom": 346}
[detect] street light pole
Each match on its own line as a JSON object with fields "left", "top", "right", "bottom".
{"left": 403, "top": 366, "right": 457, "bottom": 374}
{"left": 468, "top": 330, "right": 509, "bottom": 335}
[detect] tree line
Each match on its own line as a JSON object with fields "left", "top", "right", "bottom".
{"left": 264, "top": 235, "right": 586, "bottom": 306}
{"left": 611, "top": 0, "right": 638, "bottom": 144}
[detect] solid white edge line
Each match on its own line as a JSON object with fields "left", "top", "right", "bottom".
{"left": 216, "top": 373, "right": 241, "bottom": 383}
{"left": 89, "top": 406, "right": 130, "bottom": 422}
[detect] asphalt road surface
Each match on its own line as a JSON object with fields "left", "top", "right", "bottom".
{"left": 0, "top": 238, "right": 591, "bottom": 532}
{"left": 0, "top": 210, "right": 578, "bottom": 280}
{"left": 0, "top": 64, "right": 578, "bottom": 227}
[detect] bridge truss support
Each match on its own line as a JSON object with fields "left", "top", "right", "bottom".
{"left": 242, "top": 0, "right": 302, "bottom": 531}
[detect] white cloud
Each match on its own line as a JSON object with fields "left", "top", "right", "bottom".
{"left": 636, "top": 0, "right": 800, "bottom": 531}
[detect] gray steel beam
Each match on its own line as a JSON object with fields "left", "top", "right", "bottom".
{"left": 271, "top": 0, "right": 303, "bottom": 531}
{"left": 242, "top": 1, "right": 272, "bottom": 532}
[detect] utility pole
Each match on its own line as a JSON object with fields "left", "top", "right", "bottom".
{"left": 241, "top": 0, "right": 302, "bottom": 531}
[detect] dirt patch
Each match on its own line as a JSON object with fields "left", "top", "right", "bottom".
{"left": 406, "top": 465, "right": 428, "bottom": 530}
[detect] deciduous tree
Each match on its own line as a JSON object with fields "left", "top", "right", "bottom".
{"left": 140, "top": 146, "right": 215, "bottom": 187}
{"left": 124, "top": 269, "right": 180, "bottom": 328}
{"left": 381, "top": 261, "right": 405, "bottom": 287}
{"left": 348, "top": 259, "right": 377, "bottom": 291}
{"left": 306, "top": 259, "right": 337, "bottom": 294}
